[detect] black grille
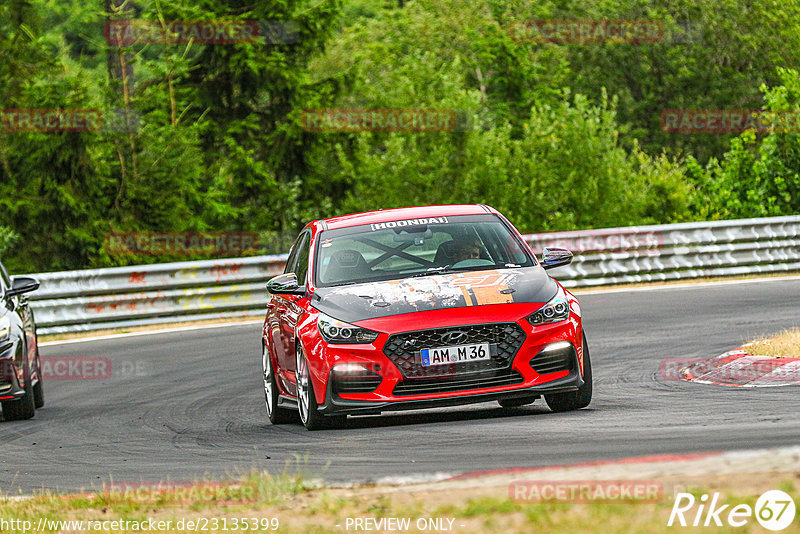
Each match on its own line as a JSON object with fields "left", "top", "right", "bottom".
{"left": 530, "top": 347, "right": 576, "bottom": 375}
{"left": 332, "top": 373, "right": 383, "bottom": 395}
{"left": 383, "top": 323, "right": 526, "bottom": 379}
{"left": 393, "top": 369, "right": 524, "bottom": 396}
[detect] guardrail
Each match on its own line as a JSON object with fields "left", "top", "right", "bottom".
{"left": 26, "top": 215, "right": 800, "bottom": 334}
{"left": 27, "top": 255, "right": 287, "bottom": 335}
{"left": 526, "top": 215, "right": 800, "bottom": 287}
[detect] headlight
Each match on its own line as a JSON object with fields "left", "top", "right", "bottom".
{"left": 317, "top": 313, "right": 379, "bottom": 344}
{"left": 0, "top": 315, "right": 10, "bottom": 341}
{"left": 527, "top": 286, "right": 570, "bottom": 326}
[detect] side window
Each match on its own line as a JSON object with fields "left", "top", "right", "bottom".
{"left": 294, "top": 234, "right": 311, "bottom": 285}
{"left": 283, "top": 234, "right": 304, "bottom": 274}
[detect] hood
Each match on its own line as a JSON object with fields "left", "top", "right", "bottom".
{"left": 310, "top": 267, "right": 558, "bottom": 323}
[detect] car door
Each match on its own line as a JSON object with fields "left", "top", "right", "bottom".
{"left": 270, "top": 231, "right": 311, "bottom": 395}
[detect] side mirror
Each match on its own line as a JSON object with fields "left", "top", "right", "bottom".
{"left": 5, "top": 276, "right": 40, "bottom": 298}
{"left": 540, "top": 247, "right": 573, "bottom": 270}
{"left": 266, "top": 273, "right": 306, "bottom": 295}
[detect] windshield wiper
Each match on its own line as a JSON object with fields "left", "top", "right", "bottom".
{"left": 411, "top": 263, "right": 524, "bottom": 278}
{"left": 410, "top": 265, "right": 454, "bottom": 278}
{"left": 324, "top": 280, "right": 362, "bottom": 288}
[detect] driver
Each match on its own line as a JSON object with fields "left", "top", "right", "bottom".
{"left": 452, "top": 237, "right": 482, "bottom": 263}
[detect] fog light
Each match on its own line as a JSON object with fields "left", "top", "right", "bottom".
{"left": 333, "top": 363, "right": 370, "bottom": 375}
{"left": 331, "top": 363, "right": 382, "bottom": 395}
{"left": 530, "top": 341, "right": 577, "bottom": 375}
{"left": 540, "top": 341, "right": 573, "bottom": 353}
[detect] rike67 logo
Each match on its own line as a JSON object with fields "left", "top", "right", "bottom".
{"left": 669, "top": 490, "right": 796, "bottom": 531}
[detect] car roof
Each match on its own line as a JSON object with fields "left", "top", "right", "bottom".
{"left": 321, "top": 204, "right": 496, "bottom": 230}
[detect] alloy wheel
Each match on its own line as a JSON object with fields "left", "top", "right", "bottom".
{"left": 262, "top": 346, "right": 274, "bottom": 415}
{"left": 296, "top": 348, "right": 310, "bottom": 424}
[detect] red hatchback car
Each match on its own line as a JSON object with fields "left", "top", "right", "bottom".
{"left": 262, "top": 205, "right": 591, "bottom": 430}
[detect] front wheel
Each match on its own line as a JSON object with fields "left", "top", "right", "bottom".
{"left": 544, "top": 334, "right": 593, "bottom": 413}
{"left": 262, "top": 345, "right": 294, "bottom": 424}
{"left": 296, "top": 345, "right": 344, "bottom": 431}
{"left": 33, "top": 352, "right": 44, "bottom": 409}
{"left": 33, "top": 379, "right": 44, "bottom": 409}
{"left": 2, "top": 379, "right": 36, "bottom": 421}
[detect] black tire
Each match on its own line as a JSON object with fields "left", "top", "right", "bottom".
{"left": 498, "top": 395, "right": 538, "bottom": 409}
{"left": 33, "top": 355, "right": 44, "bottom": 409}
{"left": 544, "top": 334, "right": 593, "bottom": 413}
{"left": 33, "top": 380, "right": 44, "bottom": 409}
{"left": 2, "top": 379, "right": 36, "bottom": 421}
{"left": 262, "top": 345, "right": 295, "bottom": 424}
{"left": 296, "top": 345, "right": 344, "bottom": 431}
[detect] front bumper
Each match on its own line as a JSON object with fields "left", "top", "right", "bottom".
{"left": 318, "top": 366, "right": 584, "bottom": 416}
{"left": 297, "top": 300, "right": 585, "bottom": 416}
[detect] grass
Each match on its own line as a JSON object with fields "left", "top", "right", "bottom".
{"left": 746, "top": 327, "right": 800, "bottom": 358}
{"left": 2, "top": 472, "right": 799, "bottom": 533}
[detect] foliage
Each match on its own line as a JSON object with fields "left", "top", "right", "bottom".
{"left": 690, "top": 68, "right": 800, "bottom": 219}
{"left": 0, "top": 0, "right": 341, "bottom": 272}
{"left": 311, "top": 0, "right": 694, "bottom": 231}
{"left": 545, "top": 0, "right": 800, "bottom": 161}
{"left": 0, "top": 226, "right": 18, "bottom": 257}
{"left": 335, "top": 92, "right": 694, "bottom": 231}
{"left": 0, "top": 0, "right": 798, "bottom": 272}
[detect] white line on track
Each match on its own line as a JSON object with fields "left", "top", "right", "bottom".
{"left": 39, "top": 320, "right": 263, "bottom": 347}
{"left": 573, "top": 274, "right": 800, "bottom": 295}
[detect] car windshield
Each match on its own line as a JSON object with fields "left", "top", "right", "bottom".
{"left": 314, "top": 214, "right": 535, "bottom": 287}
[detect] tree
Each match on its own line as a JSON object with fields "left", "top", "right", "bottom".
{"left": 561, "top": 0, "right": 800, "bottom": 162}
{"left": 309, "top": 1, "right": 694, "bottom": 231}
{"left": 691, "top": 68, "right": 800, "bottom": 219}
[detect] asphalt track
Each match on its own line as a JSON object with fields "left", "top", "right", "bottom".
{"left": 2, "top": 277, "right": 799, "bottom": 494}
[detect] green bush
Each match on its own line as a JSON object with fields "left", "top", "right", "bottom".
{"left": 311, "top": 0, "right": 695, "bottom": 232}
{"left": 690, "top": 68, "right": 800, "bottom": 219}
{"left": 334, "top": 92, "right": 694, "bottom": 232}
{"left": 0, "top": 226, "right": 19, "bottom": 258}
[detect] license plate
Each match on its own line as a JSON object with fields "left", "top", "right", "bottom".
{"left": 420, "top": 343, "right": 491, "bottom": 366}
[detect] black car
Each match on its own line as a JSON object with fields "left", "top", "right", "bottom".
{"left": 0, "top": 260, "right": 43, "bottom": 421}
